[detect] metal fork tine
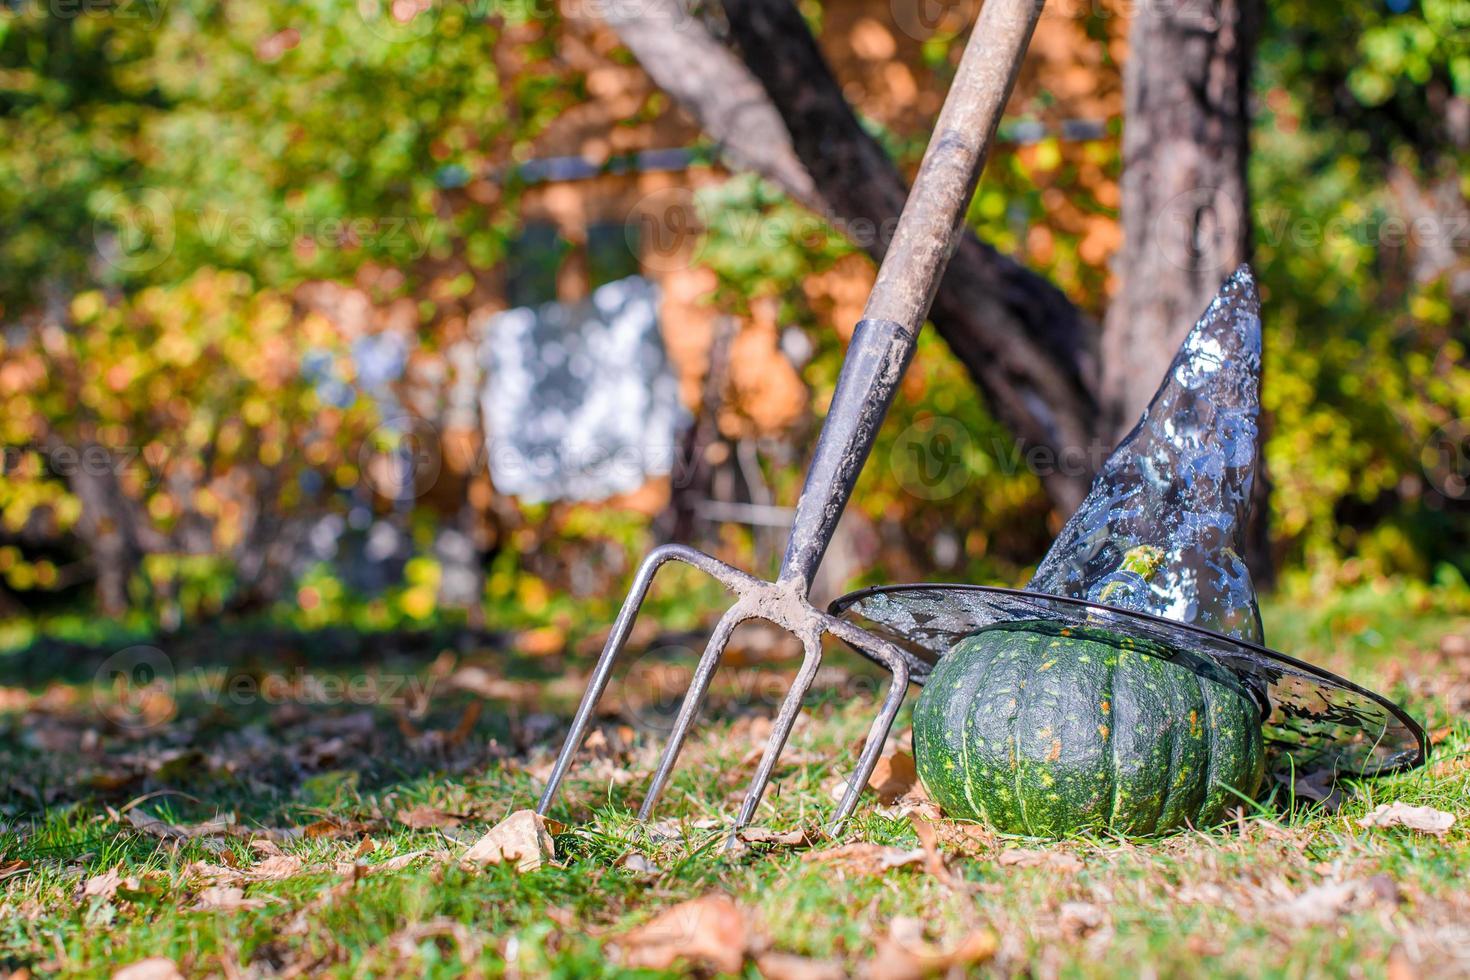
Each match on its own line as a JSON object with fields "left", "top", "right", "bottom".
{"left": 637, "top": 604, "right": 747, "bottom": 819}
{"left": 729, "top": 631, "right": 824, "bottom": 836}
{"left": 536, "top": 544, "right": 683, "bottom": 816}
{"left": 829, "top": 656, "right": 911, "bottom": 832}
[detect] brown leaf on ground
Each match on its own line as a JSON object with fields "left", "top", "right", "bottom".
{"left": 865, "top": 917, "right": 997, "bottom": 980}
{"left": 111, "top": 959, "right": 184, "bottom": 980}
{"left": 616, "top": 893, "right": 751, "bottom": 975}
{"left": 877, "top": 790, "right": 942, "bottom": 823}
{"left": 302, "top": 819, "right": 373, "bottom": 840}
{"left": 1057, "top": 901, "right": 1106, "bottom": 940}
{"left": 447, "top": 666, "right": 540, "bottom": 703}
{"left": 803, "top": 843, "right": 924, "bottom": 875}
{"left": 462, "top": 809, "right": 555, "bottom": 872}
{"left": 193, "top": 886, "right": 274, "bottom": 911}
{"left": 868, "top": 751, "right": 918, "bottom": 804}
{"left": 79, "top": 868, "right": 134, "bottom": 901}
{"left": 334, "top": 849, "right": 441, "bottom": 877}
{"left": 618, "top": 852, "right": 660, "bottom": 874}
{"left": 0, "top": 859, "right": 29, "bottom": 881}
{"left": 755, "top": 951, "right": 846, "bottom": 980}
{"left": 1275, "top": 876, "right": 1399, "bottom": 925}
{"left": 388, "top": 917, "right": 483, "bottom": 965}
{"left": 397, "top": 805, "right": 466, "bottom": 830}
{"left": 1358, "top": 803, "right": 1456, "bottom": 836}
{"left": 932, "top": 820, "right": 995, "bottom": 857}
{"left": 182, "top": 861, "right": 241, "bottom": 887}
{"left": 997, "top": 848, "right": 1084, "bottom": 873}
{"left": 124, "top": 809, "right": 236, "bottom": 842}
{"left": 737, "top": 826, "right": 812, "bottom": 847}
{"left": 909, "top": 815, "right": 950, "bottom": 882}
{"left": 247, "top": 854, "right": 306, "bottom": 880}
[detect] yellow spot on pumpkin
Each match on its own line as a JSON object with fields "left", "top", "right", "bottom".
{"left": 1098, "top": 724, "right": 1110, "bottom": 739}
{"left": 1045, "top": 738, "right": 1062, "bottom": 762}
{"left": 1100, "top": 699, "right": 1111, "bottom": 715}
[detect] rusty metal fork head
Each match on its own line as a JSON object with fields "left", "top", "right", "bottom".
{"left": 534, "top": 541, "right": 915, "bottom": 835}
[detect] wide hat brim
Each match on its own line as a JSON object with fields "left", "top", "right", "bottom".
{"left": 830, "top": 583, "right": 1427, "bottom": 783}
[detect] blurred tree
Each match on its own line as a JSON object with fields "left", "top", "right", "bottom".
{"left": 0, "top": 0, "right": 572, "bottom": 616}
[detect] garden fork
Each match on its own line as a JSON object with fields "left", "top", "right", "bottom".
{"left": 537, "top": 0, "right": 1045, "bottom": 834}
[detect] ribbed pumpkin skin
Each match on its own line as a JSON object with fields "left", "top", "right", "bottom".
{"left": 912, "top": 620, "right": 1265, "bottom": 837}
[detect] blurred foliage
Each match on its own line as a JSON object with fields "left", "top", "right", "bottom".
{"left": 0, "top": 0, "right": 1467, "bottom": 628}
{"left": 1255, "top": 0, "right": 1470, "bottom": 595}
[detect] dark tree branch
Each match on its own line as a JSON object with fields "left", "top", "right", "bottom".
{"left": 603, "top": 0, "right": 1100, "bottom": 512}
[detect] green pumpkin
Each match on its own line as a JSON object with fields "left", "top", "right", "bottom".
{"left": 912, "top": 620, "right": 1265, "bottom": 837}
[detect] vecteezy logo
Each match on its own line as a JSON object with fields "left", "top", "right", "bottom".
{"left": 628, "top": 187, "right": 706, "bottom": 274}
{"left": 93, "top": 188, "right": 175, "bottom": 273}
{"left": 93, "top": 645, "right": 176, "bottom": 732}
{"left": 1423, "top": 419, "right": 1470, "bottom": 500}
{"left": 1151, "top": 185, "right": 1243, "bottom": 275}
{"left": 359, "top": 417, "right": 443, "bottom": 500}
{"left": 890, "top": 416, "right": 973, "bottom": 500}
{"left": 355, "top": 0, "right": 439, "bottom": 42}
{"left": 621, "top": 646, "right": 700, "bottom": 736}
{"left": 890, "top": 0, "right": 980, "bottom": 39}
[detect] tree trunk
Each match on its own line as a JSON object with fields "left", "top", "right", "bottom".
{"left": 55, "top": 440, "right": 154, "bottom": 617}
{"left": 603, "top": 0, "right": 1100, "bottom": 514}
{"left": 1101, "top": 0, "right": 1258, "bottom": 434}
{"left": 1100, "top": 0, "right": 1270, "bottom": 579}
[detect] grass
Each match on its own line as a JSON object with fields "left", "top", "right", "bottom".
{"left": 0, "top": 587, "right": 1467, "bottom": 978}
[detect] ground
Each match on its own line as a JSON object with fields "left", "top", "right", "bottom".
{"left": 0, "top": 586, "right": 1467, "bottom": 978}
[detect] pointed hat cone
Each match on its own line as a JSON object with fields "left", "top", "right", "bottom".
{"left": 1028, "top": 265, "right": 1264, "bottom": 642}
{"left": 832, "top": 267, "right": 1425, "bottom": 783}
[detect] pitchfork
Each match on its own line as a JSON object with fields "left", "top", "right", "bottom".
{"left": 537, "top": 0, "right": 1045, "bottom": 835}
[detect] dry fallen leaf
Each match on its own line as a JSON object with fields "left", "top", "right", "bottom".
{"left": 397, "top": 805, "right": 466, "bottom": 830}
{"left": 1357, "top": 802, "right": 1456, "bottom": 836}
{"left": 868, "top": 750, "right": 918, "bottom": 804}
{"left": 193, "top": 886, "right": 274, "bottom": 911}
{"left": 80, "top": 868, "right": 132, "bottom": 901}
{"left": 125, "top": 809, "right": 237, "bottom": 843}
{"left": 302, "top": 819, "right": 372, "bottom": 840}
{"left": 617, "top": 893, "right": 751, "bottom": 975}
{"left": 737, "top": 826, "right": 811, "bottom": 847}
{"left": 909, "top": 815, "right": 950, "bottom": 882}
{"left": 112, "top": 958, "right": 184, "bottom": 980}
{"left": 0, "top": 859, "right": 29, "bottom": 882}
{"left": 1057, "top": 901, "right": 1106, "bottom": 940}
{"left": 1275, "top": 876, "right": 1398, "bottom": 925}
{"left": 997, "top": 848, "right": 1084, "bottom": 873}
{"left": 755, "top": 950, "right": 846, "bottom": 980}
{"left": 247, "top": 854, "right": 306, "bottom": 881}
{"left": 618, "top": 852, "right": 660, "bottom": 874}
{"left": 182, "top": 861, "right": 241, "bottom": 887}
{"left": 803, "top": 843, "right": 924, "bottom": 875}
{"left": 866, "top": 917, "right": 997, "bottom": 980}
{"left": 462, "top": 809, "right": 555, "bottom": 872}
{"left": 334, "top": 849, "right": 442, "bottom": 877}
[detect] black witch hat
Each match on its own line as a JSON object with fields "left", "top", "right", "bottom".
{"left": 832, "top": 266, "right": 1426, "bottom": 784}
